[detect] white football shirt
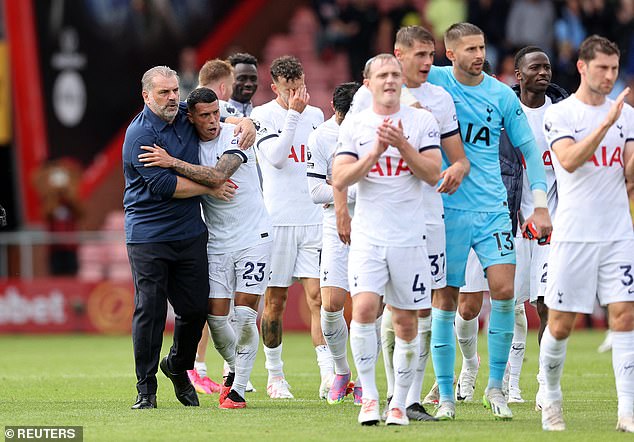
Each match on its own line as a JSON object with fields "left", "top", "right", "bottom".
{"left": 306, "top": 116, "right": 356, "bottom": 231}
{"left": 543, "top": 95, "right": 634, "bottom": 242}
{"left": 518, "top": 96, "right": 558, "bottom": 232}
{"left": 336, "top": 106, "right": 441, "bottom": 247}
{"left": 350, "top": 83, "right": 457, "bottom": 225}
{"left": 219, "top": 99, "right": 243, "bottom": 119}
{"left": 199, "top": 122, "right": 273, "bottom": 253}
{"left": 251, "top": 100, "right": 324, "bottom": 226}
{"left": 409, "top": 82, "right": 459, "bottom": 225}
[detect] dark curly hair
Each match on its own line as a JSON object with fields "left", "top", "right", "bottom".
{"left": 514, "top": 46, "right": 546, "bottom": 70}
{"left": 227, "top": 52, "right": 258, "bottom": 67}
{"left": 270, "top": 55, "right": 304, "bottom": 83}
{"left": 333, "top": 82, "right": 360, "bottom": 116}
{"left": 186, "top": 87, "right": 218, "bottom": 112}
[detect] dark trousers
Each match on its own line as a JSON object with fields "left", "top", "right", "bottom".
{"left": 127, "top": 232, "right": 209, "bottom": 395}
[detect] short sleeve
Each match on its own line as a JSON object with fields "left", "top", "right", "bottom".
{"left": 543, "top": 103, "right": 574, "bottom": 147}
{"left": 416, "top": 112, "right": 441, "bottom": 152}
{"left": 349, "top": 86, "right": 372, "bottom": 115}
{"left": 251, "top": 106, "right": 279, "bottom": 149}
{"left": 624, "top": 104, "right": 634, "bottom": 143}
{"left": 307, "top": 129, "right": 329, "bottom": 178}
{"left": 439, "top": 93, "right": 459, "bottom": 137}
{"left": 336, "top": 117, "right": 358, "bottom": 158}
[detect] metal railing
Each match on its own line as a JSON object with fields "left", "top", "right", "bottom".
{"left": 0, "top": 230, "right": 126, "bottom": 279}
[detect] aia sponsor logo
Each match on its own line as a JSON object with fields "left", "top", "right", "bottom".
{"left": 288, "top": 144, "right": 307, "bottom": 162}
{"left": 369, "top": 156, "right": 411, "bottom": 177}
{"left": 587, "top": 146, "right": 623, "bottom": 167}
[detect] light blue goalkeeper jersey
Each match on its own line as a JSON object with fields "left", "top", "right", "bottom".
{"left": 428, "top": 65, "right": 546, "bottom": 213}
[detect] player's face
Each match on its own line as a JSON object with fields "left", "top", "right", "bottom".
{"left": 188, "top": 101, "right": 221, "bottom": 141}
{"left": 143, "top": 75, "right": 180, "bottom": 122}
{"left": 448, "top": 34, "right": 486, "bottom": 78}
{"left": 272, "top": 76, "right": 305, "bottom": 106}
{"left": 366, "top": 58, "right": 403, "bottom": 108}
{"left": 517, "top": 51, "right": 551, "bottom": 94}
{"left": 396, "top": 40, "right": 435, "bottom": 87}
{"left": 232, "top": 63, "right": 258, "bottom": 103}
{"left": 580, "top": 52, "right": 620, "bottom": 96}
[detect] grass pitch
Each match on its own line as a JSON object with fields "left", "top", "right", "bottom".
{"left": 0, "top": 330, "right": 627, "bottom": 441}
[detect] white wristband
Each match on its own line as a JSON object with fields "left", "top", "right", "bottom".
{"left": 533, "top": 189, "right": 548, "bottom": 209}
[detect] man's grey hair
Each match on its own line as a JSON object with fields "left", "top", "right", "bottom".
{"left": 141, "top": 66, "right": 179, "bottom": 92}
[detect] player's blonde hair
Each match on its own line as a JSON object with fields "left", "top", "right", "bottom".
{"left": 198, "top": 59, "right": 233, "bottom": 87}
{"left": 363, "top": 54, "right": 401, "bottom": 79}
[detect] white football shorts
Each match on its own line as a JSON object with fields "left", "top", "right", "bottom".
{"left": 426, "top": 223, "right": 447, "bottom": 290}
{"left": 348, "top": 242, "right": 432, "bottom": 310}
{"left": 320, "top": 226, "right": 349, "bottom": 291}
{"left": 208, "top": 241, "right": 273, "bottom": 298}
{"left": 269, "top": 224, "right": 322, "bottom": 287}
{"left": 545, "top": 239, "right": 634, "bottom": 314}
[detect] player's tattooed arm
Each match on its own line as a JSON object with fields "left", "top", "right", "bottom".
{"left": 139, "top": 144, "right": 243, "bottom": 187}
{"left": 172, "top": 153, "right": 243, "bottom": 187}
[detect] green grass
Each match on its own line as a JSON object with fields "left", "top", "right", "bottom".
{"left": 0, "top": 330, "right": 627, "bottom": 441}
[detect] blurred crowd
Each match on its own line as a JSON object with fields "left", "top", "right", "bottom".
{"left": 312, "top": 0, "right": 634, "bottom": 97}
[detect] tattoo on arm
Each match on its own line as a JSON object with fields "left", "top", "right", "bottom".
{"left": 170, "top": 154, "right": 242, "bottom": 188}
{"left": 215, "top": 153, "right": 243, "bottom": 179}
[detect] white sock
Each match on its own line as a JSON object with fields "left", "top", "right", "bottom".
{"left": 611, "top": 330, "right": 634, "bottom": 418}
{"left": 375, "top": 314, "right": 383, "bottom": 361}
{"left": 228, "top": 302, "right": 238, "bottom": 333}
{"left": 264, "top": 343, "right": 285, "bottom": 382}
{"left": 207, "top": 314, "right": 236, "bottom": 372}
{"left": 380, "top": 307, "right": 395, "bottom": 398}
{"left": 315, "top": 344, "right": 334, "bottom": 380}
{"left": 194, "top": 360, "right": 207, "bottom": 378}
{"left": 539, "top": 326, "right": 567, "bottom": 402}
{"left": 350, "top": 320, "right": 379, "bottom": 401}
{"left": 321, "top": 308, "right": 350, "bottom": 375}
{"left": 232, "top": 306, "right": 258, "bottom": 398}
{"left": 392, "top": 335, "right": 419, "bottom": 411}
{"left": 456, "top": 313, "right": 479, "bottom": 368}
{"left": 406, "top": 316, "right": 431, "bottom": 407}
{"left": 509, "top": 303, "right": 527, "bottom": 391}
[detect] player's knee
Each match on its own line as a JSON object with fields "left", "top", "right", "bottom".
{"left": 264, "top": 296, "right": 287, "bottom": 316}
{"left": 457, "top": 298, "right": 480, "bottom": 320}
{"left": 491, "top": 283, "right": 514, "bottom": 301}
{"left": 305, "top": 292, "right": 322, "bottom": 310}
{"left": 392, "top": 313, "right": 418, "bottom": 340}
{"left": 322, "top": 295, "right": 345, "bottom": 312}
{"left": 432, "top": 290, "right": 457, "bottom": 311}
{"left": 352, "top": 304, "right": 378, "bottom": 323}
{"left": 549, "top": 321, "right": 572, "bottom": 340}
{"left": 609, "top": 309, "right": 634, "bottom": 332}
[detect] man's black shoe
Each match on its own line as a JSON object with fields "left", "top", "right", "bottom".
{"left": 406, "top": 402, "right": 438, "bottom": 421}
{"left": 159, "top": 356, "right": 199, "bottom": 406}
{"left": 131, "top": 394, "right": 157, "bottom": 409}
